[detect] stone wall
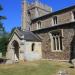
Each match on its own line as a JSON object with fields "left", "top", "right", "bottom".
{"left": 63, "top": 28, "right": 75, "bottom": 60}
{"left": 31, "top": 17, "right": 52, "bottom": 31}
{"left": 7, "top": 32, "right": 42, "bottom": 62}
{"left": 6, "top": 33, "right": 21, "bottom": 61}
{"left": 31, "top": 10, "right": 75, "bottom": 31}
{"left": 57, "top": 11, "right": 72, "bottom": 25}
{"left": 34, "top": 26, "right": 75, "bottom": 60}
{"left": 24, "top": 41, "right": 42, "bottom": 61}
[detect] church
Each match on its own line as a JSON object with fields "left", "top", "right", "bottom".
{"left": 6, "top": 0, "right": 75, "bottom": 63}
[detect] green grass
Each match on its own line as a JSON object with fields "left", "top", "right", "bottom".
{"left": 0, "top": 60, "right": 75, "bottom": 75}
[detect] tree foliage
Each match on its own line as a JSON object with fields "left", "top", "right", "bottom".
{"left": 0, "top": 4, "right": 6, "bottom": 28}
{"left": 0, "top": 5, "right": 3, "bottom": 10}
{"left": 0, "top": 4, "right": 9, "bottom": 56}
{"left": 0, "top": 16, "right": 6, "bottom": 20}
{"left": 0, "top": 36, "right": 9, "bottom": 56}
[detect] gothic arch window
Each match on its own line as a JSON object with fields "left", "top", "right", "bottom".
{"left": 71, "top": 11, "right": 75, "bottom": 21}
{"left": 53, "top": 16, "right": 58, "bottom": 25}
{"left": 73, "top": 11, "right": 75, "bottom": 20}
{"left": 31, "top": 43, "right": 35, "bottom": 51}
{"left": 49, "top": 30, "right": 63, "bottom": 52}
{"left": 37, "top": 21, "right": 41, "bottom": 29}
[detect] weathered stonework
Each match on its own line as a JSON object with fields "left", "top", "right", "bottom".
{"left": 28, "top": 2, "right": 52, "bottom": 19}
{"left": 29, "top": 3, "right": 75, "bottom": 61}
{"left": 33, "top": 24, "right": 75, "bottom": 60}
{"left": 7, "top": 0, "right": 75, "bottom": 62}
{"left": 6, "top": 30, "right": 42, "bottom": 62}
{"left": 31, "top": 8, "right": 75, "bottom": 31}
{"left": 31, "top": 18, "right": 53, "bottom": 31}
{"left": 57, "top": 11, "right": 72, "bottom": 25}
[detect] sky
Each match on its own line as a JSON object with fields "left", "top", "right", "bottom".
{"left": 0, "top": 0, "right": 75, "bottom": 32}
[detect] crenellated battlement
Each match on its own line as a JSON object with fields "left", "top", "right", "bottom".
{"left": 27, "top": 1, "right": 52, "bottom": 19}
{"left": 28, "top": 1, "right": 52, "bottom": 12}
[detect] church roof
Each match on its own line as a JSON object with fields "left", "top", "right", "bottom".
{"left": 20, "top": 30, "right": 41, "bottom": 42}
{"left": 14, "top": 29, "right": 41, "bottom": 42}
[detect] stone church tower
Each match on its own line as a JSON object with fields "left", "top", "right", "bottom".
{"left": 21, "top": 0, "right": 52, "bottom": 31}
{"left": 21, "top": 0, "right": 30, "bottom": 31}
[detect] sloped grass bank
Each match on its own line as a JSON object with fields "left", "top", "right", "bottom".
{"left": 0, "top": 60, "right": 74, "bottom": 75}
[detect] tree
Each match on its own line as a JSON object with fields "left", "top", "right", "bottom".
{"left": 0, "top": 4, "right": 9, "bottom": 57}
{"left": 0, "top": 4, "right": 6, "bottom": 19}
{"left": 0, "top": 36, "right": 9, "bottom": 56}
{"left": 0, "top": 4, "right": 6, "bottom": 32}
{"left": 0, "top": 5, "right": 3, "bottom": 10}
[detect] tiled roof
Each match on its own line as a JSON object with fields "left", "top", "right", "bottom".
{"left": 15, "top": 29, "right": 41, "bottom": 42}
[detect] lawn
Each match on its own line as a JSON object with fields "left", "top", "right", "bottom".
{"left": 0, "top": 60, "right": 75, "bottom": 75}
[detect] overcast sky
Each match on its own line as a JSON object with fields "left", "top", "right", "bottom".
{"left": 0, "top": 0, "right": 75, "bottom": 32}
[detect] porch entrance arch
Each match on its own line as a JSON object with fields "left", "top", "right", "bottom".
{"left": 12, "top": 40, "right": 19, "bottom": 61}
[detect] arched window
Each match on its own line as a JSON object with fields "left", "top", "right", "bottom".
{"left": 73, "top": 11, "right": 75, "bottom": 20}
{"left": 37, "top": 21, "right": 41, "bottom": 29}
{"left": 49, "top": 30, "right": 63, "bottom": 51}
{"left": 31, "top": 43, "right": 35, "bottom": 51}
{"left": 53, "top": 16, "right": 57, "bottom": 25}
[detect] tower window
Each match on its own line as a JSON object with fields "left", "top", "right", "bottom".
{"left": 49, "top": 30, "right": 63, "bottom": 51}
{"left": 27, "top": 10, "right": 31, "bottom": 16}
{"left": 53, "top": 16, "right": 57, "bottom": 25}
{"left": 31, "top": 43, "right": 35, "bottom": 51}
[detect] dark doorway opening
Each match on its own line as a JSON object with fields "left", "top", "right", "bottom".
{"left": 12, "top": 40, "right": 19, "bottom": 60}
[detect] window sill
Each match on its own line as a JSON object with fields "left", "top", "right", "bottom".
{"left": 52, "top": 24, "right": 58, "bottom": 26}
{"left": 51, "top": 50, "right": 63, "bottom": 52}
{"left": 71, "top": 20, "right": 75, "bottom": 22}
